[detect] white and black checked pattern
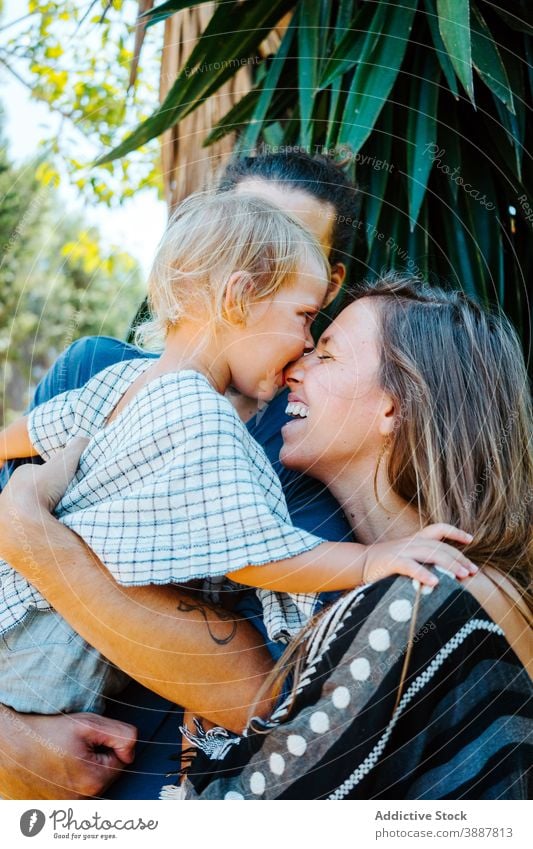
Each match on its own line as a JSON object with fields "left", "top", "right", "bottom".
{"left": 0, "top": 360, "right": 322, "bottom": 641}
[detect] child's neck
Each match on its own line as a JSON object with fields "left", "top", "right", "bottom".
{"left": 155, "top": 323, "right": 231, "bottom": 395}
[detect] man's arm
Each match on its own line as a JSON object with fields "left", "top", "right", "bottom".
{"left": 0, "top": 706, "right": 137, "bottom": 799}
{"left": 0, "top": 444, "right": 275, "bottom": 734}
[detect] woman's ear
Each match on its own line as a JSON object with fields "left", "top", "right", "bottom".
{"left": 324, "top": 262, "right": 346, "bottom": 307}
{"left": 224, "top": 271, "right": 253, "bottom": 324}
{"left": 378, "top": 395, "right": 397, "bottom": 438}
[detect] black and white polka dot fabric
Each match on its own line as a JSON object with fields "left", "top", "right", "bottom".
{"left": 0, "top": 360, "right": 323, "bottom": 641}
{"left": 179, "top": 574, "right": 533, "bottom": 800}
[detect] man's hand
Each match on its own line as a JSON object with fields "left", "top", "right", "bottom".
{"left": 0, "top": 439, "right": 88, "bottom": 566}
{"left": 0, "top": 707, "right": 137, "bottom": 799}
{"left": 1, "top": 438, "right": 88, "bottom": 514}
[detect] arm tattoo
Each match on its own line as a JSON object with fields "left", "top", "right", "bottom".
{"left": 177, "top": 599, "right": 238, "bottom": 645}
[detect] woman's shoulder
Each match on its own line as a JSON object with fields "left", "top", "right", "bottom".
{"left": 281, "top": 573, "right": 529, "bottom": 725}
{"left": 342, "top": 571, "right": 527, "bottom": 661}
{"left": 459, "top": 566, "right": 532, "bottom": 677}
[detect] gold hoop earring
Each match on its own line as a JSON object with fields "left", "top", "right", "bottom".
{"left": 373, "top": 434, "right": 393, "bottom": 506}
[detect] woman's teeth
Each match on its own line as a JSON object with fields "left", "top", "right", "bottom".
{"left": 285, "top": 401, "right": 309, "bottom": 418}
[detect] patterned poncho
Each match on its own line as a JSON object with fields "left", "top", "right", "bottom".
{"left": 175, "top": 572, "right": 532, "bottom": 800}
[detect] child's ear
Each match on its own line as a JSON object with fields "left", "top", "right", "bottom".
{"left": 224, "top": 271, "right": 253, "bottom": 324}
{"left": 324, "top": 262, "right": 346, "bottom": 307}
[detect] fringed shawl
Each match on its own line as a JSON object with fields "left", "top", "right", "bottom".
{"left": 172, "top": 574, "right": 532, "bottom": 800}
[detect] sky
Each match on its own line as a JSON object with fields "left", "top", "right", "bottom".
{"left": 1, "top": 1, "right": 168, "bottom": 276}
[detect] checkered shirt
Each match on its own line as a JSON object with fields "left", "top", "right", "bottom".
{"left": 0, "top": 360, "right": 323, "bottom": 641}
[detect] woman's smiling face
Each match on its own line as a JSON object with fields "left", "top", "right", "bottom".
{"left": 280, "top": 298, "right": 394, "bottom": 481}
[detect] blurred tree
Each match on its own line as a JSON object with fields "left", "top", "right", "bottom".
{"left": 0, "top": 0, "right": 162, "bottom": 205}
{"left": 0, "top": 111, "right": 144, "bottom": 425}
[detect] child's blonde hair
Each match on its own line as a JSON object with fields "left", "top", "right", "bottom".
{"left": 136, "top": 190, "right": 330, "bottom": 348}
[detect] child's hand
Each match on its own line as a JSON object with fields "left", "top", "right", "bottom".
{"left": 361, "top": 523, "right": 476, "bottom": 587}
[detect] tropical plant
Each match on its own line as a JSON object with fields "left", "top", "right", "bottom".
{"left": 96, "top": 0, "right": 532, "bottom": 355}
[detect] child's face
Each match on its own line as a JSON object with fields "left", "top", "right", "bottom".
{"left": 225, "top": 260, "right": 329, "bottom": 402}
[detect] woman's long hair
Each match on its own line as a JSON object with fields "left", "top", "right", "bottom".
{"left": 364, "top": 273, "right": 532, "bottom": 605}
{"left": 253, "top": 272, "right": 533, "bottom": 720}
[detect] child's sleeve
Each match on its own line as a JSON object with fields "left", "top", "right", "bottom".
{"left": 27, "top": 362, "right": 125, "bottom": 459}
{"left": 27, "top": 386, "right": 86, "bottom": 459}
{"left": 60, "top": 389, "right": 324, "bottom": 588}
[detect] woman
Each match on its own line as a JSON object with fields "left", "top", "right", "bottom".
{"left": 0, "top": 274, "right": 531, "bottom": 799}
{"left": 175, "top": 274, "right": 533, "bottom": 799}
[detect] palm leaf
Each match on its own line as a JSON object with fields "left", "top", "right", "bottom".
{"left": 436, "top": 0, "right": 474, "bottom": 101}
{"left": 338, "top": 0, "right": 418, "bottom": 153}
{"left": 238, "top": 15, "right": 297, "bottom": 152}
{"left": 140, "top": 0, "right": 214, "bottom": 28}
{"left": 363, "top": 103, "right": 393, "bottom": 247}
{"left": 203, "top": 87, "right": 262, "bottom": 145}
{"left": 406, "top": 52, "right": 440, "bottom": 230}
{"left": 96, "top": 0, "right": 296, "bottom": 164}
{"left": 318, "top": 3, "right": 382, "bottom": 90}
{"left": 471, "top": 6, "right": 515, "bottom": 112}
{"left": 438, "top": 179, "right": 482, "bottom": 298}
{"left": 424, "top": 0, "right": 459, "bottom": 98}
{"left": 489, "top": 2, "right": 533, "bottom": 37}
{"left": 323, "top": 0, "right": 354, "bottom": 148}
{"left": 297, "top": 0, "right": 321, "bottom": 147}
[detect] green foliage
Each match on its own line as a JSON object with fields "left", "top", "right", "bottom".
{"left": 0, "top": 1, "right": 162, "bottom": 205}
{"left": 0, "top": 123, "right": 144, "bottom": 424}
{"left": 95, "top": 0, "right": 297, "bottom": 164}
{"left": 97, "top": 0, "right": 532, "bottom": 353}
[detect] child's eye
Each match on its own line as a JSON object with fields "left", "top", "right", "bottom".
{"left": 317, "top": 354, "right": 331, "bottom": 361}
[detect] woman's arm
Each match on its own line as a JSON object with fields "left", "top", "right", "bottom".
{"left": 0, "top": 416, "right": 37, "bottom": 464}
{"left": 0, "top": 444, "right": 275, "bottom": 733}
{"left": 0, "top": 706, "right": 137, "bottom": 799}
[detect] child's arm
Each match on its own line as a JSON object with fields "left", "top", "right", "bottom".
{"left": 0, "top": 416, "right": 38, "bottom": 465}
{"left": 230, "top": 524, "right": 476, "bottom": 591}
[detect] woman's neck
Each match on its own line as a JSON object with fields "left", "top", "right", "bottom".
{"left": 326, "top": 460, "right": 422, "bottom": 544}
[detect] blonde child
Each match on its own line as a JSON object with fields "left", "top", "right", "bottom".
{"left": 0, "top": 191, "right": 475, "bottom": 715}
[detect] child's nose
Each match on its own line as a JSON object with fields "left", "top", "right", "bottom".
{"left": 285, "top": 357, "right": 305, "bottom": 386}
{"left": 303, "top": 326, "right": 314, "bottom": 353}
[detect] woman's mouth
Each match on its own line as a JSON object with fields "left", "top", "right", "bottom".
{"left": 285, "top": 401, "right": 309, "bottom": 418}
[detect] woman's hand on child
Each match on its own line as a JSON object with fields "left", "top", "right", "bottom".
{"left": 361, "top": 523, "right": 476, "bottom": 587}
